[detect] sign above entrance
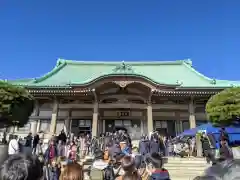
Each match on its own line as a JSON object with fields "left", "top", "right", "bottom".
{"left": 112, "top": 62, "right": 134, "bottom": 74}
{"left": 117, "top": 111, "right": 130, "bottom": 117}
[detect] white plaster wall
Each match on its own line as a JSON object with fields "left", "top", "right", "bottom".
{"left": 39, "top": 120, "right": 51, "bottom": 133}
{"left": 58, "top": 110, "right": 68, "bottom": 117}
{"left": 39, "top": 110, "right": 52, "bottom": 117}
{"left": 153, "top": 112, "right": 175, "bottom": 117}
{"left": 40, "top": 103, "right": 52, "bottom": 109}
{"left": 56, "top": 120, "right": 64, "bottom": 134}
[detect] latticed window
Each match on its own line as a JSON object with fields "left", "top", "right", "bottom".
{"left": 155, "top": 121, "right": 167, "bottom": 128}
{"left": 72, "top": 119, "right": 92, "bottom": 127}
{"left": 115, "top": 120, "right": 123, "bottom": 126}
{"left": 182, "top": 120, "right": 190, "bottom": 131}
{"left": 123, "top": 120, "right": 131, "bottom": 126}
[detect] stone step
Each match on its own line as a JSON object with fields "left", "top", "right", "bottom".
{"left": 168, "top": 172, "right": 204, "bottom": 177}
{"left": 165, "top": 157, "right": 207, "bottom": 163}
{"left": 165, "top": 161, "right": 207, "bottom": 165}
{"left": 165, "top": 166, "right": 207, "bottom": 171}
{"left": 169, "top": 172, "right": 204, "bottom": 180}
{"left": 165, "top": 163, "right": 208, "bottom": 167}
{"left": 167, "top": 169, "right": 206, "bottom": 174}
{"left": 163, "top": 157, "right": 208, "bottom": 179}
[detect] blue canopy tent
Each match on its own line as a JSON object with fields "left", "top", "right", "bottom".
{"left": 180, "top": 123, "right": 240, "bottom": 136}
{"left": 180, "top": 123, "right": 240, "bottom": 145}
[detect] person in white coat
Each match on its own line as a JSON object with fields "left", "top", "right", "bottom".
{"left": 8, "top": 135, "right": 19, "bottom": 156}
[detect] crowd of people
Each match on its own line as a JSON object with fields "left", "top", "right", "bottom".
{"left": 5, "top": 130, "right": 171, "bottom": 180}
{"left": 1, "top": 128, "right": 238, "bottom": 180}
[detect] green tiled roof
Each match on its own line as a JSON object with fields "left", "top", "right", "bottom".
{"left": 7, "top": 59, "right": 240, "bottom": 88}
{"left": 9, "top": 78, "right": 33, "bottom": 85}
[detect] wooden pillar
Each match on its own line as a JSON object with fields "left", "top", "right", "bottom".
{"left": 92, "top": 103, "right": 98, "bottom": 137}
{"left": 196, "top": 133, "right": 203, "bottom": 157}
{"left": 36, "top": 101, "right": 41, "bottom": 133}
{"left": 189, "top": 97, "right": 196, "bottom": 129}
{"left": 30, "top": 121, "right": 37, "bottom": 134}
{"left": 147, "top": 103, "right": 153, "bottom": 133}
{"left": 36, "top": 120, "right": 41, "bottom": 133}
{"left": 50, "top": 98, "right": 59, "bottom": 135}
{"left": 140, "top": 118, "right": 144, "bottom": 135}
{"left": 174, "top": 111, "right": 180, "bottom": 136}
{"left": 64, "top": 110, "right": 71, "bottom": 134}
{"left": 31, "top": 100, "right": 40, "bottom": 134}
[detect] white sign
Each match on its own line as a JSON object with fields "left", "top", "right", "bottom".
{"left": 198, "top": 130, "right": 206, "bottom": 134}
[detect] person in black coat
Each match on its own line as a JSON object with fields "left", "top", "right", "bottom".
{"left": 201, "top": 133, "right": 212, "bottom": 164}
{"left": 139, "top": 135, "right": 150, "bottom": 156}
{"left": 219, "top": 139, "right": 233, "bottom": 162}
{"left": 24, "top": 133, "right": 33, "bottom": 156}
{"left": 33, "top": 133, "right": 40, "bottom": 154}
{"left": 108, "top": 141, "right": 122, "bottom": 160}
{"left": 219, "top": 128, "right": 230, "bottom": 146}
{"left": 150, "top": 138, "right": 160, "bottom": 154}
{"left": 58, "top": 130, "right": 67, "bottom": 144}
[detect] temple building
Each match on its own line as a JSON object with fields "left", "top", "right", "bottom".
{"left": 9, "top": 59, "right": 240, "bottom": 139}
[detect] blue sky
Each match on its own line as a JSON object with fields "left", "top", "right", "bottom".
{"left": 0, "top": 0, "right": 240, "bottom": 80}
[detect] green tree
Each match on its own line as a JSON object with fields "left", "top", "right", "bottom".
{"left": 206, "top": 87, "right": 240, "bottom": 126}
{"left": 0, "top": 81, "right": 34, "bottom": 127}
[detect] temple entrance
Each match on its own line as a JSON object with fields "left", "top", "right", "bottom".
{"left": 155, "top": 128, "right": 167, "bottom": 136}
{"left": 104, "top": 119, "right": 141, "bottom": 140}
{"left": 71, "top": 119, "right": 92, "bottom": 136}
{"left": 154, "top": 120, "right": 176, "bottom": 137}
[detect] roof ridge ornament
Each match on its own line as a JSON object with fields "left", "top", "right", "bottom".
{"left": 183, "top": 59, "right": 192, "bottom": 66}
{"left": 176, "top": 80, "right": 183, "bottom": 86}
{"left": 112, "top": 61, "right": 134, "bottom": 74}
{"left": 211, "top": 79, "right": 216, "bottom": 85}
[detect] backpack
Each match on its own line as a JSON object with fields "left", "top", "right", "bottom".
{"left": 90, "top": 168, "right": 104, "bottom": 180}
{"left": 104, "top": 165, "right": 115, "bottom": 180}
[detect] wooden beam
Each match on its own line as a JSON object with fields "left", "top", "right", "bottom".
{"left": 58, "top": 103, "right": 202, "bottom": 110}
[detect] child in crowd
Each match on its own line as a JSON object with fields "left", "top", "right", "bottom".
{"left": 67, "top": 141, "right": 77, "bottom": 162}
{"left": 45, "top": 158, "right": 60, "bottom": 180}
{"left": 145, "top": 152, "right": 170, "bottom": 180}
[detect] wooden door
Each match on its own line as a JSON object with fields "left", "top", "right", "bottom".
{"left": 105, "top": 120, "right": 114, "bottom": 133}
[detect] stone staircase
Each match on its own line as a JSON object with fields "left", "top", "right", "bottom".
{"left": 163, "top": 157, "right": 210, "bottom": 180}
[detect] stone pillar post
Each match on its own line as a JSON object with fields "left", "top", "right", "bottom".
{"left": 36, "top": 101, "right": 40, "bottom": 133}
{"left": 140, "top": 118, "right": 144, "bottom": 135}
{"left": 36, "top": 120, "right": 41, "bottom": 133}
{"left": 31, "top": 100, "right": 40, "bottom": 134}
{"left": 147, "top": 103, "right": 153, "bottom": 133}
{"left": 50, "top": 98, "right": 59, "bottom": 135}
{"left": 64, "top": 110, "right": 71, "bottom": 134}
{"left": 189, "top": 97, "right": 196, "bottom": 129}
{"left": 92, "top": 103, "right": 98, "bottom": 137}
{"left": 174, "top": 111, "right": 180, "bottom": 136}
{"left": 30, "top": 121, "right": 37, "bottom": 135}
